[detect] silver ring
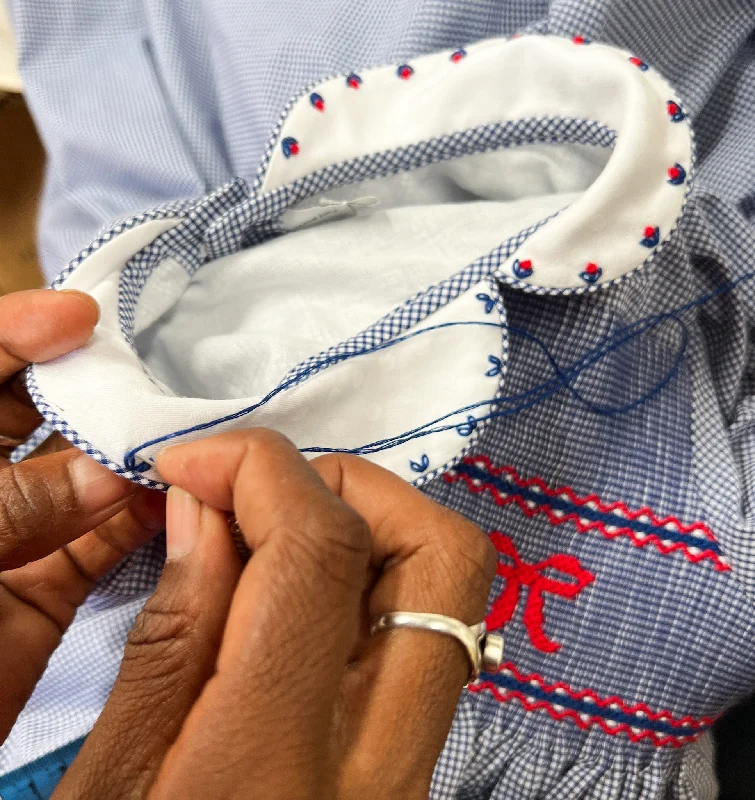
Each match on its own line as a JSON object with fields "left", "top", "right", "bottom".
{"left": 371, "top": 612, "right": 504, "bottom": 683}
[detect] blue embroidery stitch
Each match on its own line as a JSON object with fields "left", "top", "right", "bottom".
{"left": 346, "top": 73, "right": 363, "bottom": 89}
{"left": 486, "top": 355, "right": 503, "bottom": 377}
{"left": 281, "top": 137, "right": 299, "bottom": 158}
{"left": 512, "top": 258, "right": 533, "bottom": 279}
{"left": 410, "top": 454, "right": 430, "bottom": 473}
{"left": 456, "top": 416, "right": 479, "bottom": 436}
{"left": 309, "top": 92, "right": 325, "bottom": 112}
{"left": 667, "top": 163, "right": 686, "bottom": 185}
{"left": 641, "top": 226, "right": 660, "bottom": 248}
{"left": 666, "top": 100, "right": 687, "bottom": 122}
{"left": 397, "top": 64, "right": 414, "bottom": 80}
{"left": 580, "top": 263, "right": 602, "bottom": 284}
{"left": 476, "top": 293, "right": 496, "bottom": 313}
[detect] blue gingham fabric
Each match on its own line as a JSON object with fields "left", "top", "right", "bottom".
{"left": 4, "top": 1, "right": 755, "bottom": 798}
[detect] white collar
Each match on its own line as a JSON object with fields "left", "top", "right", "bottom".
{"left": 27, "top": 35, "right": 692, "bottom": 488}
{"left": 259, "top": 33, "right": 691, "bottom": 292}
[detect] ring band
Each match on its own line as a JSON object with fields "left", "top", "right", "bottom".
{"left": 371, "top": 612, "right": 504, "bottom": 682}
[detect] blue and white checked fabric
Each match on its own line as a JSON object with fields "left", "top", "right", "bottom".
{"left": 4, "top": 2, "right": 755, "bottom": 798}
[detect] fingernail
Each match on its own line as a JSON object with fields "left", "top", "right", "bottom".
{"left": 59, "top": 290, "right": 101, "bottom": 324}
{"left": 68, "top": 453, "right": 134, "bottom": 514}
{"left": 155, "top": 443, "right": 186, "bottom": 475}
{"left": 166, "top": 486, "right": 200, "bottom": 559}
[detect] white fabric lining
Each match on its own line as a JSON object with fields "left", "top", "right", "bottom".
{"left": 135, "top": 143, "right": 602, "bottom": 400}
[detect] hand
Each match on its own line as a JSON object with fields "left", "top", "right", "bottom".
{"left": 54, "top": 430, "right": 496, "bottom": 800}
{"left": 0, "top": 289, "right": 166, "bottom": 742}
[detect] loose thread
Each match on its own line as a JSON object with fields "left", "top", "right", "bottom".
{"left": 124, "top": 270, "right": 755, "bottom": 469}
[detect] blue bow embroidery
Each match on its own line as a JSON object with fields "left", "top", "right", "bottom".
{"left": 486, "top": 355, "right": 503, "bottom": 377}
{"left": 410, "top": 454, "right": 430, "bottom": 473}
{"left": 476, "top": 293, "right": 496, "bottom": 314}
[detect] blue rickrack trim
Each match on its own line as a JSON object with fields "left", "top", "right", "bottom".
{"left": 453, "top": 461, "right": 722, "bottom": 554}
{"left": 480, "top": 671, "right": 712, "bottom": 737}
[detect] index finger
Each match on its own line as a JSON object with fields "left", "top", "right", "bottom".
{"left": 156, "top": 431, "right": 496, "bottom": 799}
{"left": 153, "top": 430, "right": 371, "bottom": 798}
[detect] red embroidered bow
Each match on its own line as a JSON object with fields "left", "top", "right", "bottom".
{"left": 487, "top": 533, "right": 595, "bottom": 653}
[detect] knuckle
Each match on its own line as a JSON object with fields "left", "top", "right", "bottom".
{"left": 282, "top": 510, "right": 371, "bottom": 593}
{"left": 121, "top": 602, "right": 196, "bottom": 684}
{"left": 242, "top": 427, "right": 295, "bottom": 456}
{"left": 435, "top": 514, "right": 498, "bottom": 613}
{"left": 0, "top": 466, "right": 62, "bottom": 568}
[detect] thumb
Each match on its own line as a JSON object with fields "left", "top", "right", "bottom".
{"left": 54, "top": 488, "right": 242, "bottom": 800}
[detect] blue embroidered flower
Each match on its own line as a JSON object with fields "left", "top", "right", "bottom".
{"left": 512, "top": 258, "right": 533, "bottom": 279}
{"left": 450, "top": 48, "right": 467, "bottom": 63}
{"left": 456, "top": 416, "right": 479, "bottom": 436}
{"left": 476, "top": 293, "right": 496, "bottom": 314}
{"left": 281, "top": 137, "right": 300, "bottom": 158}
{"left": 410, "top": 454, "right": 430, "bottom": 473}
{"left": 397, "top": 64, "right": 414, "bottom": 80}
{"left": 666, "top": 100, "right": 687, "bottom": 122}
{"left": 640, "top": 225, "right": 660, "bottom": 248}
{"left": 580, "top": 262, "right": 602, "bottom": 284}
{"left": 486, "top": 355, "right": 503, "bottom": 377}
{"left": 629, "top": 56, "right": 649, "bottom": 71}
{"left": 667, "top": 163, "right": 686, "bottom": 185}
{"left": 309, "top": 92, "right": 325, "bottom": 112}
{"left": 346, "top": 73, "right": 363, "bottom": 89}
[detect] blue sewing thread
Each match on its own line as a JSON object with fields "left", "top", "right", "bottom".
{"left": 302, "top": 316, "right": 689, "bottom": 457}
{"left": 123, "top": 315, "right": 685, "bottom": 468}
{"left": 124, "top": 269, "right": 755, "bottom": 470}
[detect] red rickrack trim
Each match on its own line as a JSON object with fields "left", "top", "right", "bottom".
{"left": 469, "top": 662, "right": 718, "bottom": 748}
{"left": 446, "top": 456, "right": 730, "bottom": 571}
